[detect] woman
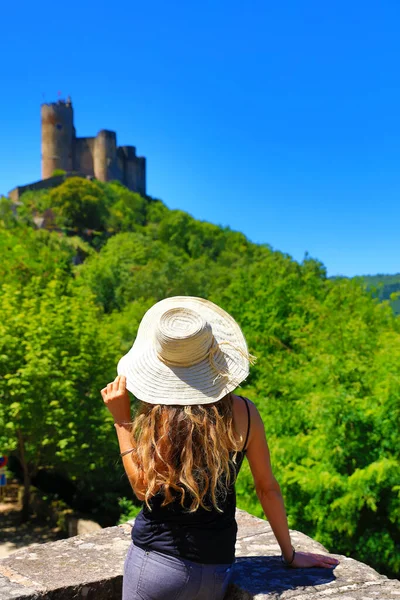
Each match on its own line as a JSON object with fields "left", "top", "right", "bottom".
{"left": 101, "top": 296, "right": 339, "bottom": 600}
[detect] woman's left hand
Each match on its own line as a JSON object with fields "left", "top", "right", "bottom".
{"left": 101, "top": 375, "right": 131, "bottom": 424}
{"left": 288, "top": 551, "right": 340, "bottom": 569}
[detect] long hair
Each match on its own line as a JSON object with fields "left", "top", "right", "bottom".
{"left": 128, "top": 393, "right": 243, "bottom": 513}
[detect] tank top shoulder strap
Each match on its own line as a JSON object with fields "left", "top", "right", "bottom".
{"left": 239, "top": 396, "right": 251, "bottom": 452}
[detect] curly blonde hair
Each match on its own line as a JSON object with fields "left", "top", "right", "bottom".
{"left": 128, "top": 393, "right": 243, "bottom": 513}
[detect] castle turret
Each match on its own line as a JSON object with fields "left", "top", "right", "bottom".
{"left": 41, "top": 99, "right": 74, "bottom": 179}
{"left": 94, "top": 130, "right": 118, "bottom": 182}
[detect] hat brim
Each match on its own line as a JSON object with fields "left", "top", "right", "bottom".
{"left": 117, "top": 296, "right": 249, "bottom": 405}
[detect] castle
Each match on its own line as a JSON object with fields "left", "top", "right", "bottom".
{"left": 9, "top": 98, "right": 146, "bottom": 201}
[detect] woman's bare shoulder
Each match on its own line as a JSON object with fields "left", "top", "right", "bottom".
{"left": 231, "top": 394, "right": 259, "bottom": 420}
{"left": 232, "top": 396, "right": 276, "bottom": 493}
{"left": 231, "top": 393, "right": 260, "bottom": 449}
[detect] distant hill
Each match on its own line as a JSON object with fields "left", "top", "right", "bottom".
{"left": 361, "top": 273, "right": 400, "bottom": 314}
{"left": 331, "top": 274, "right": 400, "bottom": 314}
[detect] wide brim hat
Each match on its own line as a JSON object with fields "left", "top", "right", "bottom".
{"left": 117, "top": 296, "right": 253, "bottom": 405}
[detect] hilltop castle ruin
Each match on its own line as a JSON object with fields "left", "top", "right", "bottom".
{"left": 9, "top": 98, "right": 146, "bottom": 201}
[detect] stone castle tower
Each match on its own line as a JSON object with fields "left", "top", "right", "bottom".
{"left": 41, "top": 97, "right": 146, "bottom": 195}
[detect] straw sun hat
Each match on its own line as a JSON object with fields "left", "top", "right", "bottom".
{"left": 117, "top": 296, "right": 254, "bottom": 405}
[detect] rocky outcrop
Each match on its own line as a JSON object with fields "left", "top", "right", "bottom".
{"left": 0, "top": 509, "right": 399, "bottom": 599}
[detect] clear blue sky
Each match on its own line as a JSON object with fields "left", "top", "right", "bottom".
{"left": 1, "top": 0, "right": 400, "bottom": 277}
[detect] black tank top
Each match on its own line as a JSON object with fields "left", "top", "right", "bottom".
{"left": 131, "top": 396, "right": 251, "bottom": 564}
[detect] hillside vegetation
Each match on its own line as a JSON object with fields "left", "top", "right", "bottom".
{"left": 0, "top": 178, "right": 399, "bottom": 577}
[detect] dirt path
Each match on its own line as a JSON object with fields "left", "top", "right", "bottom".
{"left": 0, "top": 482, "right": 64, "bottom": 558}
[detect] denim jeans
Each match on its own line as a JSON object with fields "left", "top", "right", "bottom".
{"left": 123, "top": 541, "right": 234, "bottom": 600}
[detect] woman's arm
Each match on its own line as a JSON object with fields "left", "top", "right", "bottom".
{"left": 245, "top": 400, "right": 339, "bottom": 569}
{"left": 101, "top": 375, "right": 146, "bottom": 501}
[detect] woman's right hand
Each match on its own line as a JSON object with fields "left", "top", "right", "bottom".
{"left": 288, "top": 551, "right": 340, "bottom": 569}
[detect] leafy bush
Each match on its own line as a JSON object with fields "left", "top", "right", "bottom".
{"left": 118, "top": 497, "right": 142, "bottom": 524}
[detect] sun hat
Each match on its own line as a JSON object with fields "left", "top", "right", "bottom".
{"left": 117, "top": 296, "right": 254, "bottom": 405}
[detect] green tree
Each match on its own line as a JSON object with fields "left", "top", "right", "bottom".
{"left": 0, "top": 278, "right": 120, "bottom": 519}
{"left": 77, "top": 231, "right": 216, "bottom": 312}
{"left": 215, "top": 265, "right": 400, "bottom": 576}
{"left": 0, "top": 226, "right": 75, "bottom": 285}
{"left": 100, "top": 181, "right": 147, "bottom": 232}
{"left": 48, "top": 177, "right": 109, "bottom": 231}
{"left": 0, "top": 197, "right": 18, "bottom": 229}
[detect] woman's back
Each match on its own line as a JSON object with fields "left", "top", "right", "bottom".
{"left": 131, "top": 395, "right": 251, "bottom": 563}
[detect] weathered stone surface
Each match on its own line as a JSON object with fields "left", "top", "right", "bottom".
{"left": 0, "top": 573, "right": 38, "bottom": 599}
{"left": 230, "top": 510, "right": 400, "bottom": 599}
{"left": 67, "top": 517, "right": 102, "bottom": 538}
{"left": 0, "top": 509, "right": 398, "bottom": 599}
{"left": 0, "top": 525, "right": 128, "bottom": 599}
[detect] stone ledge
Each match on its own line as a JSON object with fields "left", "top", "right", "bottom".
{"left": 0, "top": 509, "right": 398, "bottom": 599}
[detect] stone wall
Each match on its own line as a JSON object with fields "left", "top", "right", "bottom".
{"left": 8, "top": 173, "right": 94, "bottom": 203}
{"left": 8, "top": 175, "right": 67, "bottom": 202}
{"left": 74, "top": 138, "right": 96, "bottom": 177}
{"left": 0, "top": 509, "right": 399, "bottom": 599}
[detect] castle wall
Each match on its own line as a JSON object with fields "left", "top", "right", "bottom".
{"left": 124, "top": 158, "right": 139, "bottom": 192}
{"left": 74, "top": 137, "right": 95, "bottom": 176}
{"left": 9, "top": 175, "right": 67, "bottom": 202}
{"left": 117, "top": 146, "right": 146, "bottom": 195}
{"left": 136, "top": 156, "right": 146, "bottom": 196}
{"left": 41, "top": 100, "right": 74, "bottom": 179}
{"left": 8, "top": 173, "right": 90, "bottom": 202}
{"left": 116, "top": 148, "right": 125, "bottom": 180}
{"left": 118, "top": 146, "right": 136, "bottom": 190}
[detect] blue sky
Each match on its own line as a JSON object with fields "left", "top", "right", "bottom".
{"left": 1, "top": 0, "right": 400, "bottom": 277}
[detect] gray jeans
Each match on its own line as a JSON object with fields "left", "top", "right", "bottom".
{"left": 123, "top": 542, "right": 233, "bottom": 600}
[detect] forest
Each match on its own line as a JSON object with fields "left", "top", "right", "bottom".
{"left": 0, "top": 177, "right": 399, "bottom": 578}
